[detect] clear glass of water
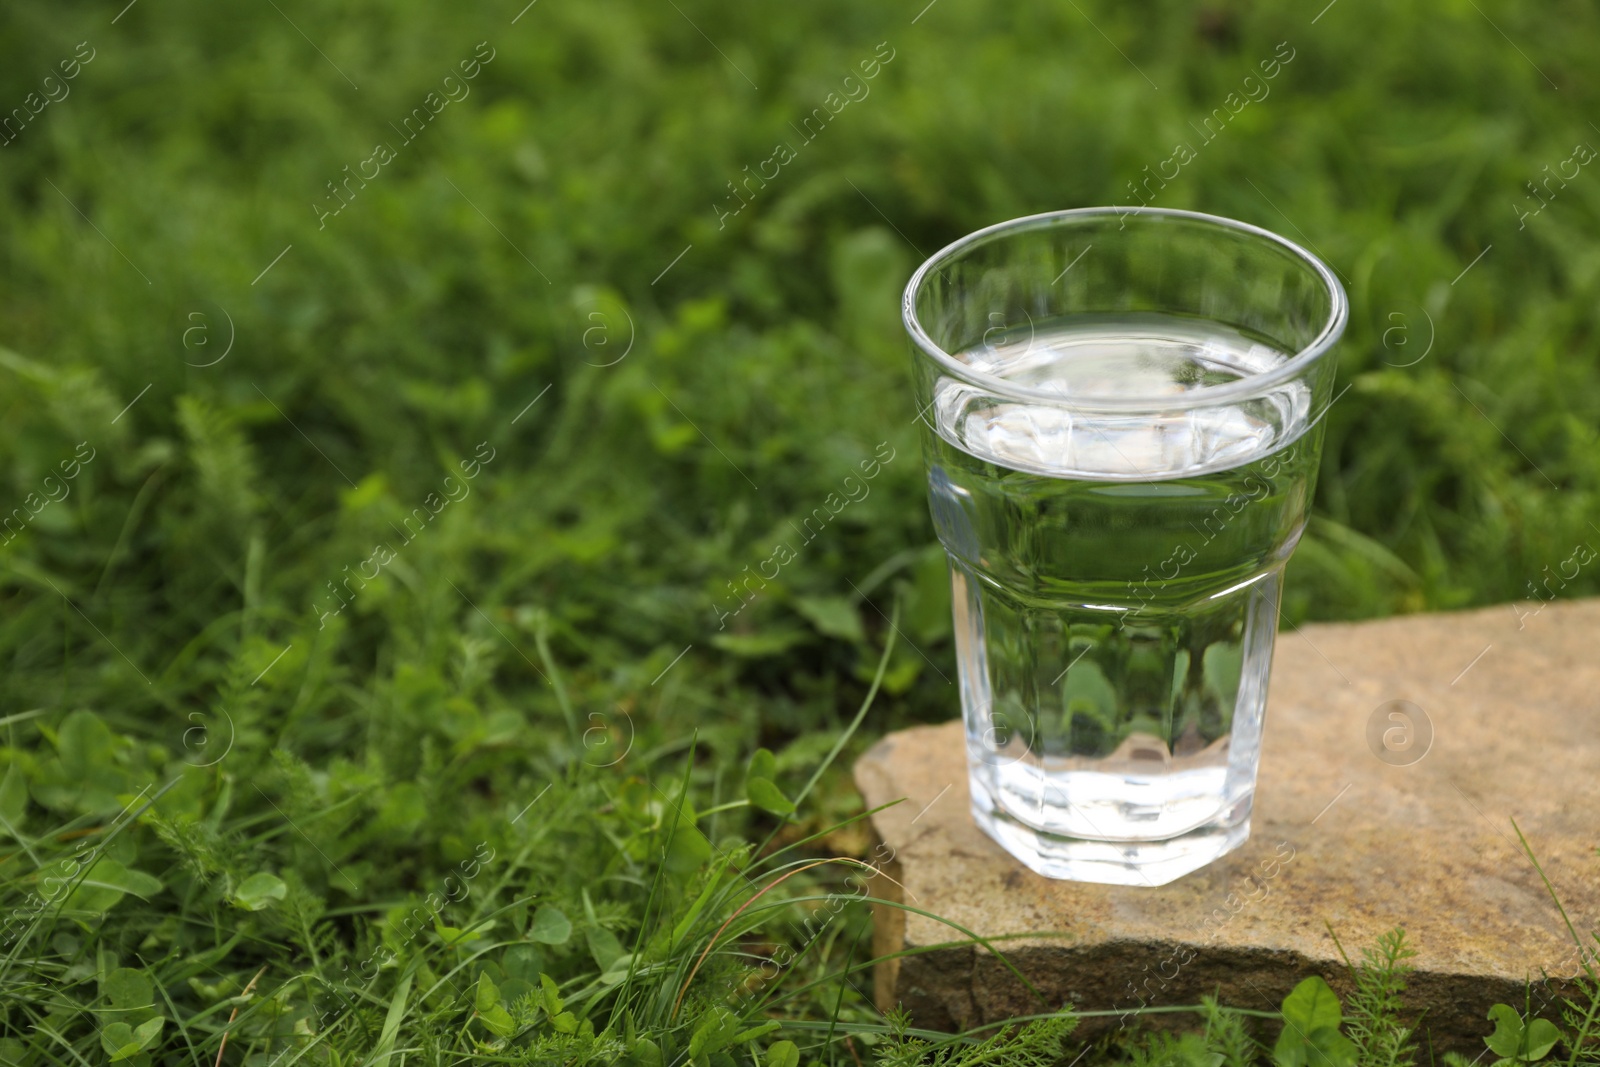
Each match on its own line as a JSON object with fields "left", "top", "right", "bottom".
{"left": 903, "top": 207, "right": 1347, "bottom": 886}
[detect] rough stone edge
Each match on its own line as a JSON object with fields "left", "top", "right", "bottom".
{"left": 856, "top": 743, "right": 1590, "bottom": 1053}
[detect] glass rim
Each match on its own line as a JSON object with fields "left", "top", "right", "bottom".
{"left": 901, "top": 206, "right": 1349, "bottom": 412}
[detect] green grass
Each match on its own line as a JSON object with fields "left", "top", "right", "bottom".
{"left": 1, "top": 0, "right": 1598, "bottom": 1061}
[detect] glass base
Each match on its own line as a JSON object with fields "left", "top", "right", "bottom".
{"left": 970, "top": 779, "right": 1252, "bottom": 886}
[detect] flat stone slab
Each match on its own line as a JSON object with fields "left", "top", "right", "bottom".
{"left": 854, "top": 597, "right": 1600, "bottom": 1047}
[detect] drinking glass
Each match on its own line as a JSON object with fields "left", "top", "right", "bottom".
{"left": 902, "top": 207, "right": 1346, "bottom": 885}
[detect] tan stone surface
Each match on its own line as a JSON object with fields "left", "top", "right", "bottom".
{"left": 854, "top": 597, "right": 1600, "bottom": 1047}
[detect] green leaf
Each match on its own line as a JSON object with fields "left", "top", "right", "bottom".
{"left": 626, "top": 1039, "right": 663, "bottom": 1067}
{"left": 663, "top": 810, "right": 712, "bottom": 873}
{"left": 131, "top": 1019, "right": 163, "bottom": 1053}
{"left": 103, "top": 967, "right": 154, "bottom": 1010}
{"left": 475, "top": 972, "right": 501, "bottom": 1013}
{"left": 31, "top": 711, "right": 141, "bottom": 815}
{"left": 732, "top": 1022, "right": 782, "bottom": 1045}
{"left": 1274, "top": 978, "right": 1351, "bottom": 1067}
{"left": 766, "top": 1040, "right": 799, "bottom": 1067}
{"left": 1273, "top": 1030, "right": 1308, "bottom": 1067}
{"left": 100, "top": 1024, "right": 135, "bottom": 1059}
{"left": 598, "top": 954, "right": 635, "bottom": 985}
{"left": 91, "top": 861, "right": 164, "bottom": 898}
{"left": 793, "top": 595, "right": 865, "bottom": 643}
{"left": 1487, "top": 1006, "right": 1562, "bottom": 1062}
{"left": 480, "top": 1002, "right": 516, "bottom": 1038}
{"left": 57, "top": 709, "right": 114, "bottom": 780}
{"left": 232, "top": 872, "right": 287, "bottom": 911}
{"left": 1062, "top": 659, "right": 1117, "bottom": 718}
{"left": 586, "top": 925, "right": 625, "bottom": 971}
{"left": 539, "top": 973, "right": 563, "bottom": 1017}
{"left": 1486, "top": 1004, "right": 1526, "bottom": 1057}
{"left": 1281, "top": 976, "right": 1343, "bottom": 1032}
{"left": 503, "top": 945, "right": 543, "bottom": 983}
{"left": 530, "top": 905, "right": 571, "bottom": 945}
{"left": 1305, "top": 1027, "right": 1358, "bottom": 1067}
{"left": 63, "top": 859, "right": 163, "bottom": 915}
{"left": 745, "top": 776, "right": 795, "bottom": 816}
{"left": 102, "top": 1017, "right": 163, "bottom": 1062}
{"left": 747, "top": 748, "right": 777, "bottom": 783}
{"left": 1523, "top": 1019, "right": 1562, "bottom": 1060}
{"left": 474, "top": 971, "right": 515, "bottom": 1037}
{"left": 689, "top": 1008, "right": 741, "bottom": 1059}
{"left": 434, "top": 919, "right": 492, "bottom": 946}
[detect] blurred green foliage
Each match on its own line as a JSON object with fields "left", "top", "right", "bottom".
{"left": 0, "top": 0, "right": 1596, "bottom": 1061}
